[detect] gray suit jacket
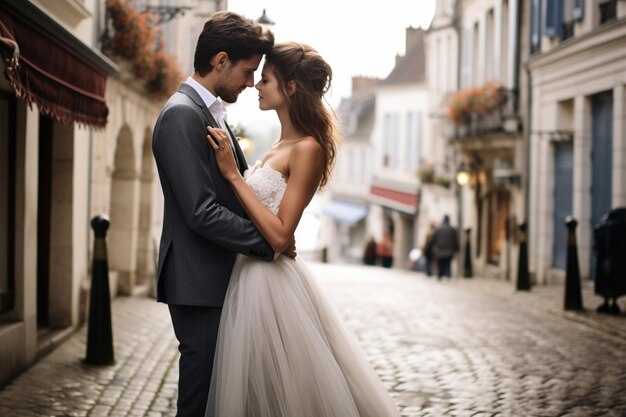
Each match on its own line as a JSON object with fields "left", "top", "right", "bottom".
{"left": 152, "top": 83, "right": 274, "bottom": 307}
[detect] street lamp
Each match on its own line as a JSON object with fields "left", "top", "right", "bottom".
{"left": 237, "top": 137, "right": 255, "bottom": 156}
{"left": 456, "top": 164, "right": 470, "bottom": 187}
{"left": 256, "top": 9, "right": 275, "bottom": 25}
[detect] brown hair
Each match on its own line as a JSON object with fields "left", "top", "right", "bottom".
{"left": 265, "top": 42, "right": 339, "bottom": 189}
{"left": 194, "top": 11, "right": 274, "bottom": 76}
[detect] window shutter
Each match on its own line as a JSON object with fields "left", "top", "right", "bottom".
{"left": 461, "top": 27, "right": 472, "bottom": 88}
{"left": 573, "top": 0, "right": 584, "bottom": 20}
{"left": 544, "top": 0, "right": 563, "bottom": 37}
{"left": 531, "top": 0, "right": 541, "bottom": 50}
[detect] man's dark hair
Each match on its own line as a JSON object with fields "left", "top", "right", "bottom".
{"left": 194, "top": 11, "right": 274, "bottom": 76}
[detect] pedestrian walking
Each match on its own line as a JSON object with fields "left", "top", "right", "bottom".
{"left": 430, "top": 215, "right": 459, "bottom": 279}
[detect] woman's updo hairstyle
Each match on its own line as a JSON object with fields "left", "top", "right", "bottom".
{"left": 265, "top": 42, "right": 338, "bottom": 189}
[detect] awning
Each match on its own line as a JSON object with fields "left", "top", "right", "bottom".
{"left": 0, "top": 2, "right": 117, "bottom": 128}
{"left": 322, "top": 200, "right": 368, "bottom": 225}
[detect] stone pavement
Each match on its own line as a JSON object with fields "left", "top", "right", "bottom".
{"left": 1, "top": 262, "right": 625, "bottom": 417}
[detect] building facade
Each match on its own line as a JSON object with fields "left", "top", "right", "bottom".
{"left": 527, "top": 0, "right": 626, "bottom": 283}
{"left": 366, "top": 28, "right": 431, "bottom": 268}
{"left": 422, "top": 0, "right": 460, "bottom": 258}
{"left": 325, "top": 77, "right": 377, "bottom": 263}
{"left": 444, "top": 0, "right": 530, "bottom": 281}
{"left": 0, "top": 0, "right": 224, "bottom": 387}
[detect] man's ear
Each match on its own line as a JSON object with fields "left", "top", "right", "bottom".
{"left": 211, "top": 52, "right": 229, "bottom": 70}
{"left": 286, "top": 80, "right": 297, "bottom": 97}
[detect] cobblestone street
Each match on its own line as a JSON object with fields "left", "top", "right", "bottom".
{"left": 1, "top": 262, "right": 625, "bottom": 417}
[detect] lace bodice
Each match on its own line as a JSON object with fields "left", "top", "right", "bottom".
{"left": 244, "top": 162, "right": 287, "bottom": 215}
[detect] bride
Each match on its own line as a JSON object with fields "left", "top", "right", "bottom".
{"left": 205, "top": 42, "right": 400, "bottom": 417}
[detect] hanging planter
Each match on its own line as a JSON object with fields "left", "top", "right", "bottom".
{"left": 102, "top": 0, "right": 183, "bottom": 100}
{"left": 447, "top": 82, "right": 504, "bottom": 126}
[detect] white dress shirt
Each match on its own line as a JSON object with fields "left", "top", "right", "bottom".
{"left": 184, "top": 76, "right": 235, "bottom": 148}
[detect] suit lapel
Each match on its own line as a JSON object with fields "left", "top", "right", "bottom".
{"left": 178, "top": 83, "right": 244, "bottom": 170}
{"left": 178, "top": 83, "right": 219, "bottom": 127}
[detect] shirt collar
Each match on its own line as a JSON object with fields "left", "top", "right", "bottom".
{"left": 184, "top": 76, "right": 226, "bottom": 122}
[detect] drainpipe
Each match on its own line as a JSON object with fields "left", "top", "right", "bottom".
{"left": 523, "top": 0, "right": 534, "bottom": 280}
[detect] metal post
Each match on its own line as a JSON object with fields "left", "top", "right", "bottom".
{"left": 516, "top": 222, "right": 531, "bottom": 291}
{"left": 85, "top": 215, "right": 115, "bottom": 365}
{"left": 564, "top": 216, "right": 584, "bottom": 310}
{"left": 463, "top": 228, "right": 473, "bottom": 278}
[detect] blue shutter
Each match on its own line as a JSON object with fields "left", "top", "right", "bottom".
{"left": 531, "top": 0, "right": 541, "bottom": 50}
{"left": 530, "top": 0, "right": 541, "bottom": 52}
{"left": 573, "top": 0, "right": 584, "bottom": 20}
{"left": 544, "top": 0, "right": 563, "bottom": 37}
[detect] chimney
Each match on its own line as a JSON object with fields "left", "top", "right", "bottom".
{"left": 405, "top": 26, "right": 423, "bottom": 52}
{"left": 351, "top": 76, "right": 380, "bottom": 93}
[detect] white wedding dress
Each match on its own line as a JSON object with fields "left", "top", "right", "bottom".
{"left": 205, "top": 163, "right": 400, "bottom": 417}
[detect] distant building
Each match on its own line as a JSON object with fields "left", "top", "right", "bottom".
{"left": 327, "top": 28, "right": 435, "bottom": 268}
{"left": 325, "top": 77, "right": 377, "bottom": 262}
{"left": 442, "top": 0, "right": 529, "bottom": 281}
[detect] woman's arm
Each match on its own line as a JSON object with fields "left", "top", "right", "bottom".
{"left": 208, "top": 128, "right": 323, "bottom": 253}
{"left": 153, "top": 106, "right": 274, "bottom": 260}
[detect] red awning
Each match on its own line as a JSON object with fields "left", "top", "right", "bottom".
{"left": 0, "top": 5, "right": 114, "bottom": 128}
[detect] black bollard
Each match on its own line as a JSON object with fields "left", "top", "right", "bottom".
{"left": 85, "top": 215, "right": 115, "bottom": 365}
{"left": 564, "top": 216, "right": 584, "bottom": 310}
{"left": 463, "top": 228, "right": 473, "bottom": 278}
{"left": 516, "top": 222, "right": 531, "bottom": 291}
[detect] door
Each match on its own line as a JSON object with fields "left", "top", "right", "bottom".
{"left": 552, "top": 141, "right": 573, "bottom": 269}
{"left": 0, "top": 94, "right": 16, "bottom": 314}
{"left": 590, "top": 91, "right": 613, "bottom": 278}
{"left": 487, "top": 189, "right": 510, "bottom": 265}
{"left": 37, "top": 114, "right": 53, "bottom": 328}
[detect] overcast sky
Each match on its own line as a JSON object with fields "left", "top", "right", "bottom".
{"left": 224, "top": 0, "right": 436, "bottom": 138}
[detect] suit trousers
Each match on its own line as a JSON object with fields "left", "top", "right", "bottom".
{"left": 168, "top": 304, "right": 222, "bottom": 417}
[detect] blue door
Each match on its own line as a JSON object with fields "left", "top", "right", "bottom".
{"left": 552, "top": 141, "right": 573, "bottom": 269}
{"left": 590, "top": 91, "right": 613, "bottom": 278}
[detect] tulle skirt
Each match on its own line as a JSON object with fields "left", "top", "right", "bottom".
{"left": 205, "top": 255, "right": 400, "bottom": 417}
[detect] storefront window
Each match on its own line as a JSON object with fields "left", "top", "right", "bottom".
{"left": 0, "top": 94, "right": 15, "bottom": 314}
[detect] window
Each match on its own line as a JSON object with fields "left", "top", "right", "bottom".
{"left": 0, "top": 94, "right": 16, "bottom": 314}
{"left": 545, "top": 0, "right": 564, "bottom": 38}
{"left": 486, "top": 9, "right": 495, "bottom": 81}
{"left": 404, "top": 111, "right": 421, "bottom": 171}
{"left": 383, "top": 113, "right": 399, "bottom": 167}
{"left": 461, "top": 26, "right": 473, "bottom": 88}
{"left": 531, "top": 0, "right": 542, "bottom": 53}
{"left": 405, "top": 112, "right": 414, "bottom": 170}
{"left": 351, "top": 148, "right": 361, "bottom": 188}
{"left": 573, "top": 0, "right": 584, "bottom": 20}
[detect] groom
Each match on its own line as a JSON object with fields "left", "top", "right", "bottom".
{"left": 152, "top": 11, "right": 290, "bottom": 417}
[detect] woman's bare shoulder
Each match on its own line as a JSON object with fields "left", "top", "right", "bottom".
{"left": 291, "top": 136, "right": 323, "bottom": 158}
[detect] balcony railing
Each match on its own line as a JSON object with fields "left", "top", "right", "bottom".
{"left": 599, "top": 0, "right": 617, "bottom": 24}
{"left": 447, "top": 88, "right": 520, "bottom": 140}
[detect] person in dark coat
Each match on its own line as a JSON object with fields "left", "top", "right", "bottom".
{"left": 430, "top": 215, "right": 459, "bottom": 279}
